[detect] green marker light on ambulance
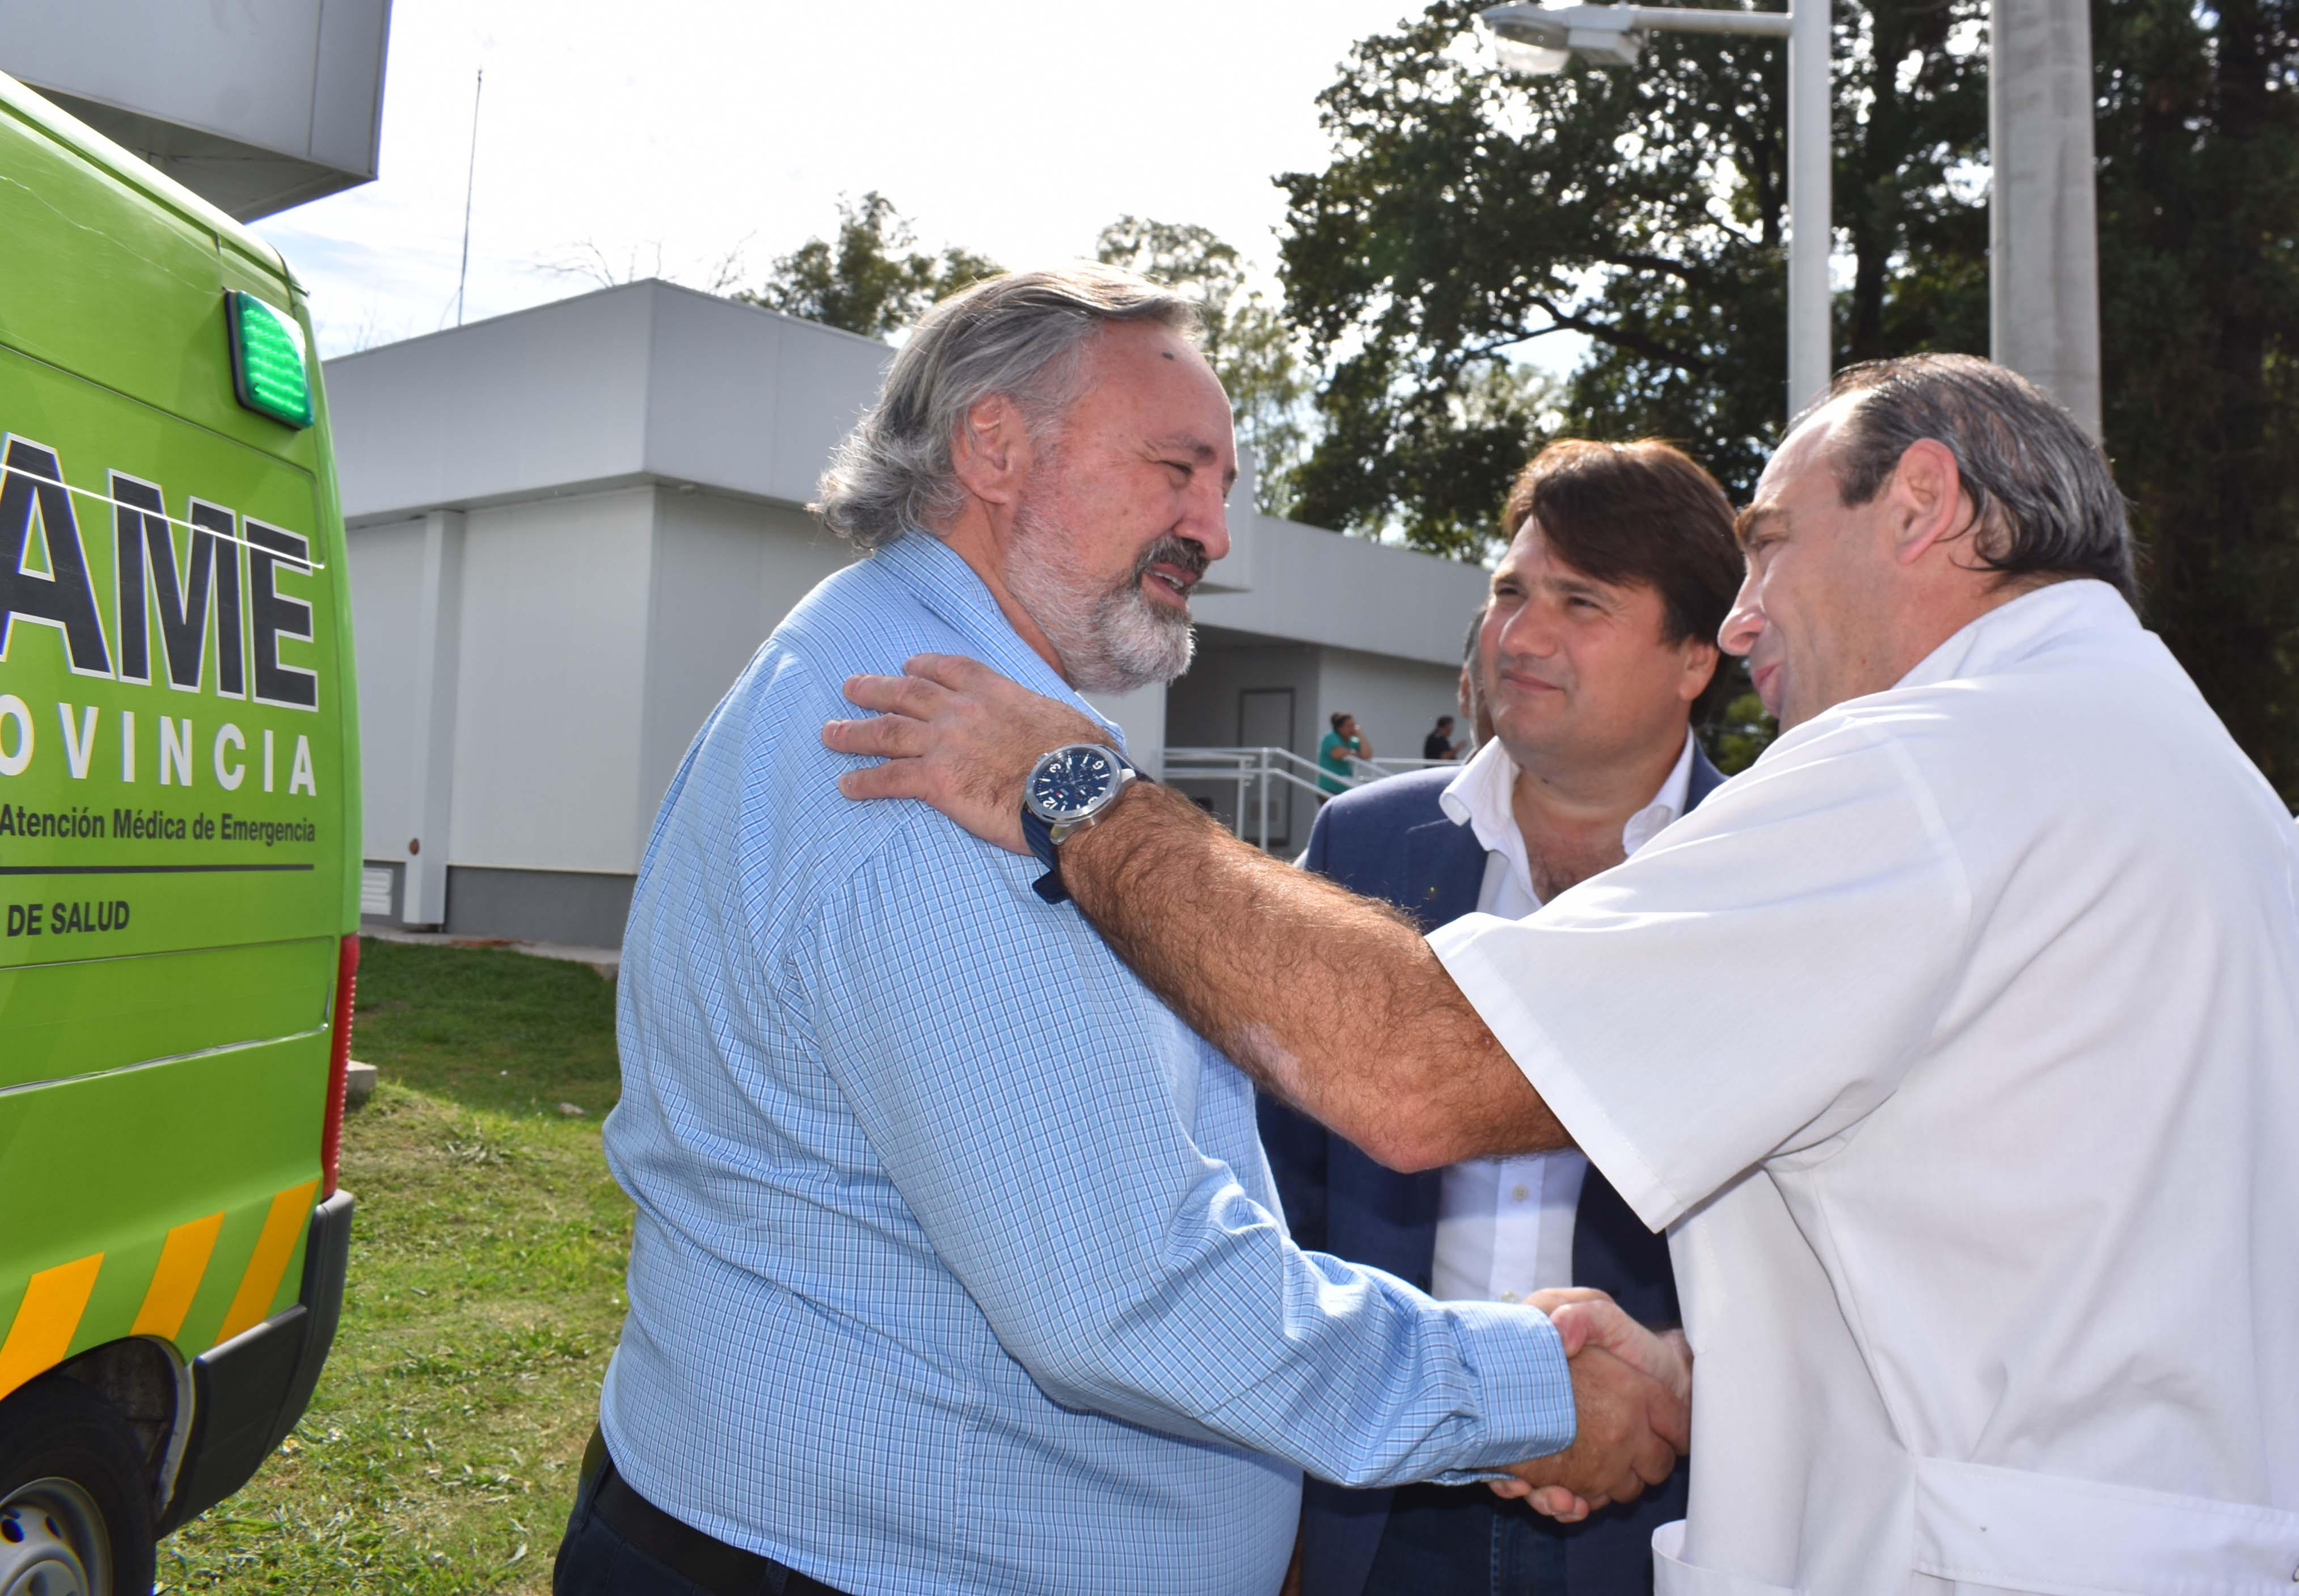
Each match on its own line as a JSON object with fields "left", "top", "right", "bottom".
{"left": 226, "top": 290, "right": 315, "bottom": 429}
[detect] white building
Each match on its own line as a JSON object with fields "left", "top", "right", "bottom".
{"left": 334, "top": 281, "right": 1486, "bottom": 945}
{"left": 0, "top": 0, "right": 390, "bottom": 220}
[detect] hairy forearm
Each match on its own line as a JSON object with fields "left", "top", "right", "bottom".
{"left": 1064, "top": 783, "right": 1569, "bottom": 1169}
{"left": 823, "top": 653, "right": 1571, "bottom": 1166}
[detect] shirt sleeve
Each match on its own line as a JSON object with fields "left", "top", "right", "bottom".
{"left": 794, "top": 814, "right": 1575, "bottom": 1489}
{"left": 1429, "top": 716, "right": 1973, "bottom": 1232}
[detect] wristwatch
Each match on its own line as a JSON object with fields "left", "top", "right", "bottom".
{"left": 1019, "top": 742, "right": 1138, "bottom": 904}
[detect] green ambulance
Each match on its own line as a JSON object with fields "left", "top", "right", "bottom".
{"left": 0, "top": 69, "right": 360, "bottom": 1594}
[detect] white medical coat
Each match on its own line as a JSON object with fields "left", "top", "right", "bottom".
{"left": 1430, "top": 580, "right": 2299, "bottom": 1593}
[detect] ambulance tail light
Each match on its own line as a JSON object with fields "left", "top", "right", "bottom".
{"left": 322, "top": 933, "right": 360, "bottom": 1197}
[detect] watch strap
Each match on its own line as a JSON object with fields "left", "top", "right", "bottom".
{"left": 1019, "top": 806, "right": 1070, "bottom": 905}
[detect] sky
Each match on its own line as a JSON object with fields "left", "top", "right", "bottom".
{"left": 255, "top": 0, "right": 1461, "bottom": 361}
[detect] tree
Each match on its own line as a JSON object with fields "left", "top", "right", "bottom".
{"left": 1281, "top": 0, "right": 2299, "bottom": 799}
{"left": 1707, "top": 687, "right": 1778, "bottom": 776}
{"left": 2091, "top": 0, "right": 2299, "bottom": 799}
{"left": 743, "top": 192, "right": 1000, "bottom": 340}
{"left": 1279, "top": 0, "right": 1989, "bottom": 560}
{"left": 1095, "top": 217, "right": 1315, "bottom": 515}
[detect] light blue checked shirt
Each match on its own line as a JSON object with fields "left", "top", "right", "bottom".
{"left": 600, "top": 531, "right": 1576, "bottom": 1595}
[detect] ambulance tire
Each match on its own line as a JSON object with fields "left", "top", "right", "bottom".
{"left": 0, "top": 1376, "right": 158, "bottom": 1596}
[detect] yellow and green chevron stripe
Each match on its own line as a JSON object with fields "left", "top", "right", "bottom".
{"left": 0, "top": 1177, "right": 319, "bottom": 1402}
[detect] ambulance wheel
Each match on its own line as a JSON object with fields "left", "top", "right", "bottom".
{"left": 0, "top": 1378, "right": 155, "bottom": 1596}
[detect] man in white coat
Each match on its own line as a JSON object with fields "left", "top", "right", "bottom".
{"left": 824, "top": 354, "right": 2299, "bottom": 1593}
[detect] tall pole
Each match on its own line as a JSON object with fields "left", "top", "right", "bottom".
{"left": 1785, "top": 0, "right": 1832, "bottom": 419}
{"left": 455, "top": 68, "right": 484, "bottom": 328}
{"left": 1989, "top": 0, "right": 2101, "bottom": 438}
{"left": 1478, "top": 1, "right": 1825, "bottom": 422}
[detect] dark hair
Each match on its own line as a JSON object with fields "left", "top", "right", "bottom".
{"left": 1329, "top": 711, "right": 1351, "bottom": 732}
{"left": 1819, "top": 354, "right": 2134, "bottom": 599}
{"left": 1436, "top": 715, "right": 1455, "bottom": 727}
{"left": 1462, "top": 605, "right": 1486, "bottom": 665}
{"left": 1501, "top": 438, "right": 1744, "bottom": 717}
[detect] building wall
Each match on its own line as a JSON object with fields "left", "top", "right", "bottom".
{"left": 1316, "top": 646, "right": 1465, "bottom": 774}
{"left": 1165, "top": 641, "right": 1323, "bottom": 848}
{"left": 326, "top": 282, "right": 893, "bottom": 521}
{"left": 328, "top": 284, "right": 1495, "bottom": 943}
{"left": 328, "top": 292, "right": 659, "bottom": 519}
{"left": 1166, "top": 644, "right": 1314, "bottom": 750}
{"left": 447, "top": 487, "right": 655, "bottom": 876}
{"left": 1081, "top": 682, "right": 1167, "bottom": 782}
{"left": 1191, "top": 514, "right": 1488, "bottom": 671}
{"left": 0, "top": 0, "right": 391, "bottom": 218}
{"left": 642, "top": 287, "right": 892, "bottom": 512}
{"left": 351, "top": 480, "right": 877, "bottom": 941}
{"left": 443, "top": 865, "right": 634, "bottom": 949}
{"left": 640, "top": 487, "right": 855, "bottom": 823}
{"left": 346, "top": 516, "right": 427, "bottom": 864}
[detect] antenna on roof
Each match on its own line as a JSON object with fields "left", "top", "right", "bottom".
{"left": 455, "top": 67, "right": 484, "bottom": 327}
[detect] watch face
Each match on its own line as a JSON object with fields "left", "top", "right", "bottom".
{"left": 1029, "top": 745, "right": 1117, "bottom": 822}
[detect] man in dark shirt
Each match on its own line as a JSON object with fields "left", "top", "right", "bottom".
{"left": 1423, "top": 716, "right": 1459, "bottom": 761}
{"left": 1264, "top": 439, "right": 1744, "bottom": 1596}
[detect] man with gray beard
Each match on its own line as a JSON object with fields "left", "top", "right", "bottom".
{"left": 558, "top": 266, "right": 1690, "bottom": 1596}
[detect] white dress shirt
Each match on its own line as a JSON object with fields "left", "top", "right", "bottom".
{"left": 1426, "top": 731, "right": 1695, "bottom": 1307}
{"left": 1430, "top": 582, "right": 2299, "bottom": 1593}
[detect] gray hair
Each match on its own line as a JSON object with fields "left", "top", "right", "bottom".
{"left": 1817, "top": 353, "right": 2135, "bottom": 599}
{"left": 813, "top": 264, "right": 1200, "bottom": 552}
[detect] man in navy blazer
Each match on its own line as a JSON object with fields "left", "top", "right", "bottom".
{"left": 1261, "top": 440, "right": 1745, "bottom": 1596}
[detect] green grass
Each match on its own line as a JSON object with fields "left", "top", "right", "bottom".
{"left": 158, "top": 938, "right": 631, "bottom": 1594}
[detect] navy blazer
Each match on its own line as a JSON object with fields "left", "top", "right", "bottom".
{"left": 1260, "top": 742, "right": 1724, "bottom": 1596}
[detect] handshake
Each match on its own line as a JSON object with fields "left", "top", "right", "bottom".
{"left": 1496, "top": 1288, "right": 1693, "bottom": 1522}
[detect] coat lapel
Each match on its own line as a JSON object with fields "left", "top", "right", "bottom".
{"left": 1685, "top": 741, "right": 1727, "bottom": 813}
{"left": 1400, "top": 814, "right": 1488, "bottom": 930}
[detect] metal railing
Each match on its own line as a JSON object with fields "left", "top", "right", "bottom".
{"left": 1163, "top": 746, "right": 1465, "bottom": 852}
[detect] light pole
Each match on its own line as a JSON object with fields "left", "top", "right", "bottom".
{"left": 1479, "top": 2, "right": 1832, "bottom": 421}
{"left": 1989, "top": 0, "right": 2100, "bottom": 439}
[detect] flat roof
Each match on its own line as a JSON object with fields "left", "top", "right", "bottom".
{"left": 326, "top": 281, "right": 1488, "bottom": 669}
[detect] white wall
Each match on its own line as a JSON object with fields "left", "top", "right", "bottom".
{"left": 346, "top": 517, "right": 426, "bottom": 861}
{"left": 329, "top": 289, "right": 658, "bottom": 520}
{"left": 1167, "top": 643, "right": 1319, "bottom": 751}
{"left": 349, "top": 509, "right": 468, "bottom": 924}
{"left": 640, "top": 488, "right": 855, "bottom": 831}
{"left": 448, "top": 488, "right": 655, "bottom": 876}
{"left": 1192, "top": 514, "right": 1488, "bottom": 669}
{"left": 1316, "top": 646, "right": 1464, "bottom": 772}
{"left": 352, "top": 482, "right": 869, "bottom": 901}
{"left": 642, "top": 286, "right": 891, "bottom": 511}
{"left": 326, "top": 283, "right": 1500, "bottom": 924}
{"left": 1165, "top": 641, "right": 1323, "bottom": 846}
{"left": 1080, "top": 683, "right": 1168, "bottom": 782}
{"left": 326, "top": 282, "right": 893, "bottom": 523}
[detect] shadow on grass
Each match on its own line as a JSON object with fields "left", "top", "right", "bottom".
{"left": 352, "top": 937, "right": 621, "bottom": 1120}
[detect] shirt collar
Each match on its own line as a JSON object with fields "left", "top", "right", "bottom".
{"left": 1439, "top": 737, "right": 1522, "bottom": 857}
{"left": 867, "top": 530, "right": 1128, "bottom": 754}
{"left": 1623, "top": 731, "right": 1696, "bottom": 856}
{"left": 1439, "top": 727, "right": 1695, "bottom": 873}
{"left": 1892, "top": 578, "right": 2137, "bottom": 696}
